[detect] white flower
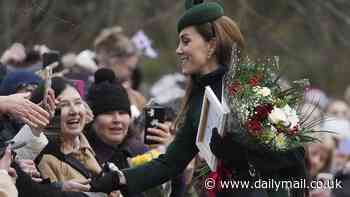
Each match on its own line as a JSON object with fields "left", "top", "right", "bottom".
{"left": 282, "top": 105, "right": 299, "bottom": 128}
{"left": 254, "top": 86, "right": 271, "bottom": 97}
{"left": 281, "top": 105, "right": 293, "bottom": 114}
{"left": 268, "top": 105, "right": 300, "bottom": 129}
{"left": 253, "top": 86, "right": 261, "bottom": 92}
{"left": 259, "top": 87, "right": 271, "bottom": 97}
{"left": 268, "top": 107, "right": 287, "bottom": 124}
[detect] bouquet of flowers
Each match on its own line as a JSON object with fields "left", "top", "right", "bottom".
{"left": 223, "top": 46, "right": 317, "bottom": 152}
{"left": 193, "top": 46, "right": 324, "bottom": 193}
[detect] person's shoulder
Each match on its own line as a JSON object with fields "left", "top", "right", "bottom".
{"left": 39, "top": 154, "right": 61, "bottom": 165}
{"left": 35, "top": 140, "right": 62, "bottom": 164}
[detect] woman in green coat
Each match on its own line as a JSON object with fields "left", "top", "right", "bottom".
{"left": 90, "top": 1, "right": 308, "bottom": 197}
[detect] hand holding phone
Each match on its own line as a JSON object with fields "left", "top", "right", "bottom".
{"left": 42, "top": 88, "right": 56, "bottom": 118}
{"left": 146, "top": 122, "right": 173, "bottom": 148}
{"left": 42, "top": 52, "right": 59, "bottom": 112}
{"left": 144, "top": 106, "right": 166, "bottom": 145}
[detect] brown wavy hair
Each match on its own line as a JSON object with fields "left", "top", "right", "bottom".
{"left": 175, "top": 16, "right": 245, "bottom": 127}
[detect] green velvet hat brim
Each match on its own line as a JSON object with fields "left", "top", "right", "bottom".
{"left": 177, "top": 2, "right": 224, "bottom": 33}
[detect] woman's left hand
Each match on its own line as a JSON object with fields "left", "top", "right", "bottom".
{"left": 17, "top": 159, "right": 42, "bottom": 182}
{"left": 146, "top": 122, "right": 174, "bottom": 147}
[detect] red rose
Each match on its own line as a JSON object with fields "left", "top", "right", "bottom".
{"left": 254, "top": 104, "right": 273, "bottom": 121}
{"left": 246, "top": 120, "right": 262, "bottom": 136}
{"left": 249, "top": 77, "right": 259, "bottom": 86}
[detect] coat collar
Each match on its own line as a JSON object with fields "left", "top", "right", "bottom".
{"left": 62, "top": 133, "right": 96, "bottom": 156}
{"left": 36, "top": 132, "right": 96, "bottom": 164}
{"left": 191, "top": 65, "right": 227, "bottom": 89}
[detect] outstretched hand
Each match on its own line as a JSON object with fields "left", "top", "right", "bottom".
{"left": 0, "top": 93, "right": 50, "bottom": 128}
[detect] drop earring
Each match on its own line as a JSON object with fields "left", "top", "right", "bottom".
{"left": 207, "top": 49, "right": 213, "bottom": 60}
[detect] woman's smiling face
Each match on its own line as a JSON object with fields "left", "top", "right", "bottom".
{"left": 57, "top": 86, "right": 87, "bottom": 138}
{"left": 94, "top": 110, "right": 131, "bottom": 146}
{"left": 176, "top": 26, "right": 213, "bottom": 75}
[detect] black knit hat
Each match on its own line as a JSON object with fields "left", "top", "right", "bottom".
{"left": 87, "top": 81, "right": 131, "bottom": 117}
{"left": 177, "top": 0, "right": 224, "bottom": 33}
{"left": 94, "top": 68, "right": 116, "bottom": 84}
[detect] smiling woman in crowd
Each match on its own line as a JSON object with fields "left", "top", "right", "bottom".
{"left": 32, "top": 77, "right": 103, "bottom": 195}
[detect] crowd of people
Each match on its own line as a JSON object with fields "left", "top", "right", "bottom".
{"left": 0, "top": 21, "right": 180, "bottom": 197}
{"left": 0, "top": 1, "right": 349, "bottom": 197}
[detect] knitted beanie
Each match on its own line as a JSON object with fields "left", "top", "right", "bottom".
{"left": 87, "top": 81, "right": 131, "bottom": 117}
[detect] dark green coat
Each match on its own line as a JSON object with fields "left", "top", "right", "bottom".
{"left": 123, "top": 66, "right": 306, "bottom": 197}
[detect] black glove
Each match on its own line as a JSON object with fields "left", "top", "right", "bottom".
{"left": 209, "top": 128, "right": 247, "bottom": 168}
{"left": 90, "top": 171, "right": 120, "bottom": 193}
{"left": 209, "top": 128, "right": 226, "bottom": 159}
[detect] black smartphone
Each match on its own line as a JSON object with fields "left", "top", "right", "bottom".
{"left": 144, "top": 105, "right": 166, "bottom": 145}
{"left": 42, "top": 51, "right": 60, "bottom": 68}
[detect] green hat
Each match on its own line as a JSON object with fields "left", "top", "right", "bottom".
{"left": 177, "top": 0, "right": 224, "bottom": 33}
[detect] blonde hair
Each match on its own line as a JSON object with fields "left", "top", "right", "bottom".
{"left": 94, "top": 26, "right": 137, "bottom": 58}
